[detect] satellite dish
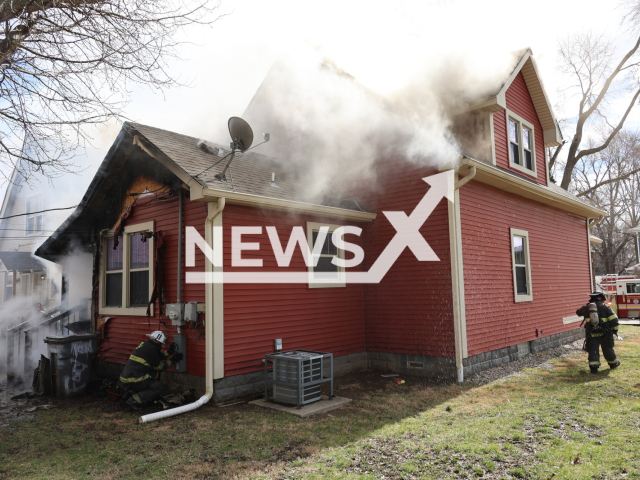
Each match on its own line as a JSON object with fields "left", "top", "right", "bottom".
{"left": 228, "top": 117, "right": 253, "bottom": 152}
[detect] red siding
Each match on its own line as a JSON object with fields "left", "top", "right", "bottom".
{"left": 222, "top": 205, "right": 366, "bottom": 375}
{"left": 460, "top": 181, "right": 590, "bottom": 356}
{"left": 494, "top": 72, "right": 547, "bottom": 186}
{"left": 99, "top": 195, "right": 210, "bottom": 377}
{"left": 360, "top": 161, "right": 455, "bottom": 357}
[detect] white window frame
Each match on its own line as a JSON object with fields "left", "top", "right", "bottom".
{"left": 506, "top": 110, "right": 537, "bottom": 178}
{"left": 25, "top": 192, "right": 44, "bottom": 236}
{"left": 99, "top": 221, "right": 154, "bottom": 316}
{"left": 306, "top": 221, "right": 346, "bottom": 289}
{"left": 510, "top": 228, "right": 533, "bottom": 302}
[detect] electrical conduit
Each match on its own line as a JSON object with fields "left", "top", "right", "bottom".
{"left": 139, "top": 197, "right": 226, "bottom": 424}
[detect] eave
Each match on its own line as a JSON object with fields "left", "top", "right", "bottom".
{"left": 459, "top": 157, "right": 605, "bottom": 219}
{"left": 190, "top": 184, "right": 377, "bottom": 222}
{"left": 471, "top": 49, "right": 563, "bottom": 147}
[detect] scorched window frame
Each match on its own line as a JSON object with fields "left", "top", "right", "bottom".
{"left": 99, "top": 221, "right": 154, "bottom": 316}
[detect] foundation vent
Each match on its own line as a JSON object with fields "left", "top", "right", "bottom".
{"left": 407, "top": 361, "right": 425, "bottom": 369}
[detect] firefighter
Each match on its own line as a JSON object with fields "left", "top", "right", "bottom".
{"left": 117, "top": 331, "right": 183, "bottom": 411}
{"left": 576, "top": 291, "right": 620, "bottom": 374}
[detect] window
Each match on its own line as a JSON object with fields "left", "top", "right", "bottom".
{"left": 129, "top": 233, "right": 150, "bottom": 307}
{"left": 100, "top": 222, "right": 154, "bottom": 315}
{"left": 105, "top": 237, "right": 123, "bottom": 307}
{"left": 626, "top": 283, "right": 640, "bottom": 294}
{"left": 510, "top": 228, "right": 533, "bottom": 302}
{"left": 507, "top": 111, "right": 536, "bottom": 177}
{"left": 21, "top": 273, "right": 31, "bottom": 297}
{"left": 26, "top": 193, "right": 44, "bottom": 235}
{"left": 4, "top": 272, "right": 12, "bottom": 302}
{"left": 307, "top": 222, "right": 345, "bottom": 288}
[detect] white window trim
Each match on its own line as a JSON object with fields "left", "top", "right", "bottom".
{"left": 25, "top": 192, "right": 44, "bottom": 237}
{"left": 506, "top": 110, "right": 537, "bottom": 178}
{"left": 306, "top": 221, "right": 346, "bottom": 289}
{"left": 99, "top": 221, "right": 154, "bottom": 316}
{"left": 510, "top": 228, "right": 533, "bottom": 302}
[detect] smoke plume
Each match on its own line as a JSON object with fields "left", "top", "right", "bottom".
{"left": 242, "top": 45, "right": 519, "bottom": 201}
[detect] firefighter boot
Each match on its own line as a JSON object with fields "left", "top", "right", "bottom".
{"left": 126, "top": 396, "right": 143, "bottom": 411}
{"left": 590, "top": 367, "right": 599, "bottom": 374}
{"left": 609, "top": 360, "right": 621, "bottom": 370}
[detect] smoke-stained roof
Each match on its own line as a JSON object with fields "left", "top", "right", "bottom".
{"left": 131, "top": 123, "right": 370, "bottom": 210}
{"left": 35, "top": 122, "right": 373, "bottom": 260}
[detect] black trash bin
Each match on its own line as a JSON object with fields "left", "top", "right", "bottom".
{"left": 44, "top": 333, "right": 100, "bottom": 398}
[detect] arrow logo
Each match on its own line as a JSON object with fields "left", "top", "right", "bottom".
{"left": 186, "top": 170, "right": 455, "bottom": 284}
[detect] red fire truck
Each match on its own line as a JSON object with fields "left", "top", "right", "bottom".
{"left": 599, "top": 274, "right": 640, "bottom": 319}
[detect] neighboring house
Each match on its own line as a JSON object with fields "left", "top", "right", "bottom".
{"left": 36, "top": 49, "right": 604, "bottom": 401}
{"left": 0, "top": 149, "right": 60, "bottom": 309}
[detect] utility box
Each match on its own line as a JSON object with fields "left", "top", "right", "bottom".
{"left": 44, "top": 333, "right": 100, "bottom": 399}
{"left": 184, "top": 302, "right": 198, "bottom": 323}
{"left": 264, "top": 350, "right": 334, "bottom": 408}
{"left": 173, "top": 333, "right": 187, "bottom": 373}
{"left": 166, "top": 303, "right": 185, "bottom": 326}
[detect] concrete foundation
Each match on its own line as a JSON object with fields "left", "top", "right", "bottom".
{"left": 462, "top": 327, "right": 584, "bottom": 377}
{"left": 98, "top": 327, "right": 583, "bottom": 403}
{"left": 249, "top": 395, "right": 352, "bottom": 418}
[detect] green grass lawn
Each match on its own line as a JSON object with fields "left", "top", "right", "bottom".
{"left": 2, "top": 326, "right": 640, "bottom": 479}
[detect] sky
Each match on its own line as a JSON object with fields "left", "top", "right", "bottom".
{"left": 0, "top": 0, "right": 636, "bottom": 237}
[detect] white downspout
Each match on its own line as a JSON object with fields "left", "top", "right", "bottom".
{"left": 452, "top": 165, "right": 476, "bottom": 383}
{"left": 140, "top": 198, "right": 226, "bottom": 424}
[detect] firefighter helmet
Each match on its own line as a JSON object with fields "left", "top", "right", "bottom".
{"left": 146, "top": 330, "right": 167, "bottom": 344}
{"left": 589, "top": 291, "right": 606, "bottom": 300}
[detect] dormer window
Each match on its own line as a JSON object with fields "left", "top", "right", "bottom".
{"left": 507, "top": 111, "right": 536, "bottom": 177}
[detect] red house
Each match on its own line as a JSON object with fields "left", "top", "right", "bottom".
{"left": 36, "top": 49, "right": 604, "bottom": 402}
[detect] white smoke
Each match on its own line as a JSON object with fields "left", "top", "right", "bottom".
{"left": 59, "top": 247, "right": 93, "bottom": 311}
{"left": 242, "top": 45, "right": 517, "bottom": 200}
{"left": 0, "top": 294, "right": 57, "bottom": 384}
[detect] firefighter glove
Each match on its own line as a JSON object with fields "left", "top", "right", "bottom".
{"left": 172, "top": 353, "right": 184, "bottom": 363}
{"left": 167, "top": 342, "right": 178, "bottom": 354}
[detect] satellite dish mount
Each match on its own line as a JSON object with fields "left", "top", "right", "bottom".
{"left": 215, "top": 117, "right": 254, "bottom": 182}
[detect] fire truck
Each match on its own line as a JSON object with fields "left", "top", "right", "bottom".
{"left": 599, "top": 274, "right": 640, "bottom": 319}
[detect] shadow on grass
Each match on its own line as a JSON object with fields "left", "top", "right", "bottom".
{"left": 0, "top": 370, "right": 476, "bottom": 479}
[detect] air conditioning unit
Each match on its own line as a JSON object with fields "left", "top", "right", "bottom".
{"left": 264, "top": 350, "right": 334, "bottom": 408}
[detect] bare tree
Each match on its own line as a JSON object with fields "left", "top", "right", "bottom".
{"left": 0, "top": 0, "right": 221, "bottom": 179}
{"left": 572, "top": 130, "right": 640, "bottom": 274}
{"left": 551, "top": 8, "right": 640, "bottom": 190}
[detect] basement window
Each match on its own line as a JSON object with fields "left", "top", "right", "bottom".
{"left": 307, "top": 221, "right": 345, "bottom": 289}
{"left": 507, "top": 111, "right": 536, "bottom": 177}
{"left": 25, "top": 193, "right": 44, "bottom": 236}
{"left": 100, "top": 221, "right": 154, "bottom": 315}
{"left": 510, "top": 228, "right": 533, "bottom": 302}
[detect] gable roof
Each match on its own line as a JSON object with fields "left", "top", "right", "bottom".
{"left": 35, "top": 122, "right": 376, "bottom": 260}
{"left": 474, "top": 48, "right": 562, "bottom": 147}
{"left": 129, "top": 123, "right": 375, "bottom": 215}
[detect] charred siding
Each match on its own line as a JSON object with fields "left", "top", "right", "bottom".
{"left": 99, "top": 194, "right": 209, "bottom": 377}
{"left": 460, "top": 181, "right": 589, "bottom": 356}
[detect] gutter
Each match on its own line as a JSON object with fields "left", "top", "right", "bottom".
{"left": 191, "top": 186, "right": 376, "bottom": 222}
{"left": 461, "top": 157, "right": 606, "bottom": 218}
{"left": 139, "top": 197, "right": 226, "bottom": 424}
